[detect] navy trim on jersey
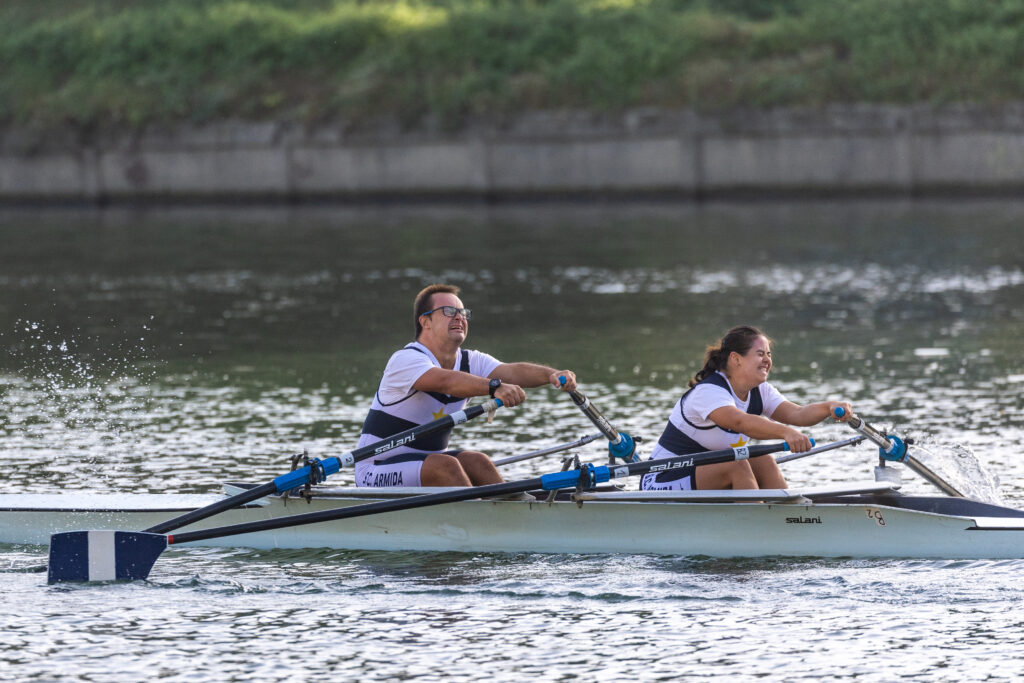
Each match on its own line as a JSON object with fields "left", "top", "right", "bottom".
{"left": 656, "top": 420, "right": 711, "bottom": 455}
{"left": 650, "top": 372, "right": 767, "bottom": 484}
{"left": 372, "top": 449, "right": 465, "bottom": 468}
{"left": 678, "top": 373, "right": 762, "bottom": 435}
{"left": 407, "top": 346, "right": 470, "bottom": 405}
{"left": 375, "top": 452, "right": 430, "bottom": 466}
{"left": 361, "top": 345, "right": 470, "bottom": 452}
{"left": 361, "top": 409, "right": 452, "bottom": 453}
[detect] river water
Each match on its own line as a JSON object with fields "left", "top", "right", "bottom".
{"left": 1, "top": 200, "right": 1023, "bottom": 681}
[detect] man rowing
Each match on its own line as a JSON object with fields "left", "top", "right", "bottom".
{"left": 355, "top": 283, "right": 577, "bottom": 487}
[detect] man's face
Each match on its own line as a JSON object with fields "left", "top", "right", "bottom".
{"left": 420, "top": 293, "right": 468, "bottom": 346}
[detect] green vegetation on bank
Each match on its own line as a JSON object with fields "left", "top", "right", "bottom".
{"left": 4, "top": 0, "right": 1024, "bottom": 133}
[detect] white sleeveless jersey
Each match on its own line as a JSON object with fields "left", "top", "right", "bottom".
{"left": 355, "top": 342, "right": 501, "bottom": 478}
{"left": 650, "top": 372, "right": 787, "bottom": 458}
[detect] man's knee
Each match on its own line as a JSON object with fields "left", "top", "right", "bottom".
{"left": 422, "top": 453, "right": 471, "bottom": 486}
{"left": 455, "top": 450, "right": 491, "bottom": 467}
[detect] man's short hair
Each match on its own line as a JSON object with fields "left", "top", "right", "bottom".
{"left": 414, "top": 284, "right": 460, "bottom": 338}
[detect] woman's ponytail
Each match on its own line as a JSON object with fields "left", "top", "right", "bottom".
{"left": 689, "top": 326, "right": 769, "bottom": 387}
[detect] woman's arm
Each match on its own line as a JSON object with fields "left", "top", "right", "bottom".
{"left": 708, "top": 405, "right": 814, "bottom": 452}
{"left": 771, "top": 400, "right": 852, "bottom": 427}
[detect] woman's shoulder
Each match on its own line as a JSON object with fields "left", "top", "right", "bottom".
{"left": 686, "top": 377, "right": 735, "bottom": 405}
{"left": 691, "top": 372, "right": 731, "bottom": 393}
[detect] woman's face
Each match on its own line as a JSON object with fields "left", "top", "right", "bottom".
{"left": 732, "top": 335, "right": 772, "bottom": 385}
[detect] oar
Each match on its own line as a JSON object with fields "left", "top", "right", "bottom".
{"left": 492, "top": 433, "right": 604, "bottom": 467}
{"left": 774, "top": 435, "right": 865, "bottom": 464}
{"left": 144, "top": 399, "right": 503, "bottom": 535}
{"left": 47, "top": 440, "right": 792, "bottom": 583}
{"left": 563, "top": 383, "right": 639, "bottom": 462}
{"left": 833, "top": 407, "right": 964, "bottom": 497}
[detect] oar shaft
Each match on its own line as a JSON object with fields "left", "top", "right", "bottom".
{"left": 166, "top": 442, "right": 788, "bottom": 545}
{"left": 568, "top": 390, "right": 619, "bottom": 442}
{"left": 492, "top": 433, "right": 603, "bottom": 466}
{"left": 834, "top": 408, "right": 965, "bottom": 497}
{"left": 903, "top": 456, "right": 965, "bottom": 497}
{"left": 833, "top": 407, "right": 894, "bottom": 452}
{"left": 146, "top": 481, "right": 279, "bottom": 534}
{"left": 566, "top": 388, "right": 637, "bottom": 462}
{"left": 146, "top": 400, "right": 502, "bottom": 534}
{"left": 775, "top": 436, "right": 866, "bottom": 464}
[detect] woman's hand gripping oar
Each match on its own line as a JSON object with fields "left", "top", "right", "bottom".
{"left": 46, "top": 399, "right": 504, "bottom": 583}
{"left": 833, "top": 407, "right": 965, "bottom": 497}
{"left": 49, "top": 439, "right": 799, "bottom": 584}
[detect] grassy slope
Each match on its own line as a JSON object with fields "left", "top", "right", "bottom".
{"left": 3, "top": 0, "right": 1024, "bottom": 134}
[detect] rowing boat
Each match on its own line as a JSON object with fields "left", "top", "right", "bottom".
{"left": 27, "top": 396, "right": 1024, "bottom": 583}
{"left": 5, "top": 481, "right": 1024, "bottom": 559}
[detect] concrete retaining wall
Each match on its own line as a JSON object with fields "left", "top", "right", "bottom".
{"left": 5, "top": 104, "right": 1024, "bottom": 202}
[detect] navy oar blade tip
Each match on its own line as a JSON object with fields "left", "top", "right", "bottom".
{"left": 48, "top": 530, "right": 168, "bottom": 584}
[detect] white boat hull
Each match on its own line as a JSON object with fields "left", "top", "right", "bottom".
{"left": 3, "top": 484, "right": 1024, "bottom": 559}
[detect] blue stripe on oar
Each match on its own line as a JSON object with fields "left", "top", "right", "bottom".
{"left": 48, "top": 531, "right": 168, "bottom": 583}
{"left": 48, "top": 531, "right": 90, "bottom": 583}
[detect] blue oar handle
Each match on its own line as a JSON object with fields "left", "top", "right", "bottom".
{"left": 540, "top": 441, "right": 789, "bottom": 490}
{"left": 781, "top": 439, "right": 815, "bottom": 451}
{"left": 834, "top": 407, "right": 908, "bottom": 462}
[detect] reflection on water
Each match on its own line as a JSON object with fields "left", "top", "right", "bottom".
{"left": 2, "top": 200, "right": 1024, "bottom": 681}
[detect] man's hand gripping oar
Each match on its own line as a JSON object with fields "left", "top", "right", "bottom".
{"left": 46, "top": 399, "right": 504, "bottom": 583}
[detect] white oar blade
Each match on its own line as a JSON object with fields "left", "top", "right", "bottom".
{"left": 48, "top": 531, "right": 168, "bottom": 584}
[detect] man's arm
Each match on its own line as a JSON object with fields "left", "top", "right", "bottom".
{"left": 412, "top": 367, "right": 528, "bottom": 407}
{"left": 489, "top": 363, "right": 577, "bottom": 391}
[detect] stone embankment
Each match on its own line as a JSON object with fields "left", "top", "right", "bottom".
{"left": 4, "top": 104, "right": 1024, "bottom": 202}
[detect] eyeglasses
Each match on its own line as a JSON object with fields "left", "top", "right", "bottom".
{"left": 420, "top": 306, "right": 472, "bottom": 320}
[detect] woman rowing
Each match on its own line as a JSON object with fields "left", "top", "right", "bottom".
{"left": 641, "top": 326, "right": 852, "bottom": 491}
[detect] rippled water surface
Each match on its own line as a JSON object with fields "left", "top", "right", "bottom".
{"left": 2, "top": 200, "right": 1024, "bottom": 681}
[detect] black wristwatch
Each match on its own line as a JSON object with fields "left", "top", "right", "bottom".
{"left": 488, "top": 378, "right": 502, "bottom": 398}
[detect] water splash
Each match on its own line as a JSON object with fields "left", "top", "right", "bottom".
{"left": 905, "top": 441, "right": 1005, "bottom": 505}
{"left": 2, "top": 318, "right": 158, "bottom": 486}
